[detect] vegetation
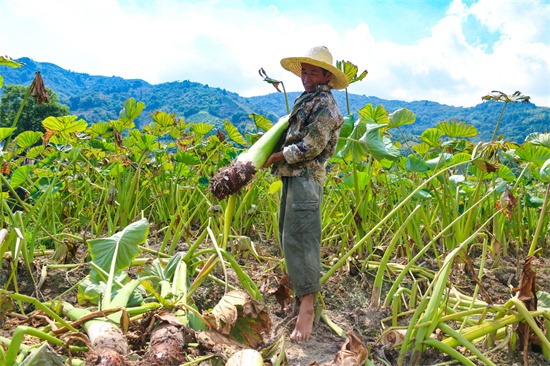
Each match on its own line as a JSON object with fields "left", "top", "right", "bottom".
{"left": 0, "top": 84, "right": 70, "bottom": 135}
{"left": 0, "top": 56, "right": 549, "bottom": 365}
{"left": 2, "top": 57, "right": 548, "bottom": 143}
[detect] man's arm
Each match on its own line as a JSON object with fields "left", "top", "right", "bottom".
{"left": 262, "top": 151, "right": 285, "bottom": 169}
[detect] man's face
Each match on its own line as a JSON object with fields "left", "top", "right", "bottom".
{"left": 301, "top": 63, "right": 332, "bottom": 93}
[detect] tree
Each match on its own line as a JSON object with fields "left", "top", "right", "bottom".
{"left": 0, "top": 84, "right": 70, "bottom": 135}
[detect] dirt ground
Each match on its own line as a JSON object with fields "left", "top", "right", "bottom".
{"left": 1, "top": 236, "right": 549, "bottom": 366}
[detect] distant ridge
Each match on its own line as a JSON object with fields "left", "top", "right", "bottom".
{"left": 1, "top": 57, "right": 548, "bottom": 142}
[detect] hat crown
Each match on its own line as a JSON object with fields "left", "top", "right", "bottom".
{"left": 305, "top": 46, "right": 333, "bottom": 67}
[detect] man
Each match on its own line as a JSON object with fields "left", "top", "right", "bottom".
{"left": 263, "top": 46, "right": 348, "bottom": 341}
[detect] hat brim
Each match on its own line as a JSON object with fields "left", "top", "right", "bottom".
{"left": 281, "top": 57, "right": 350, "bottom": 90}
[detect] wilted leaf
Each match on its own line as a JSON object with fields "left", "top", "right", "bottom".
{"left": 332, "top": 331, "right": 369, "bottom": 366}
{"left": 203, "top": 289, "right": 271, "bottom": 348}
{"left": 472, "top": 158, "right": 499, "bottom": 173}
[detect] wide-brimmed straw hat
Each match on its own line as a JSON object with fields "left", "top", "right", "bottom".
{"left": 280, "top": 46, "right": 349, "bottom": 90}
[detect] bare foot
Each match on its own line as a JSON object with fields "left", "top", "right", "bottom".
{"left": 290, "top": 294, "right": 314, "bottom": 341}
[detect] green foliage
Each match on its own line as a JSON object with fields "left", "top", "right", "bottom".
{"left": 0, "top": 85, "right": 70, "bottom": 135}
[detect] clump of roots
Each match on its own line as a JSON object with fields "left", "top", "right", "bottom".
{"left": 209, "top": 160, "right": 257, "bottom": 200}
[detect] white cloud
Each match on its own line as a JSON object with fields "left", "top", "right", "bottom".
{"left": 0, "top": 0, "right": 548, "bottom": 108}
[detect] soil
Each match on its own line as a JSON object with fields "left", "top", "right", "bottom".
{"left": 1, "top": 236, "right": 549, "bottom": 366}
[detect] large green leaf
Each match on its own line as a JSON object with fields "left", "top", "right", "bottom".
{"left": 388, "top": 108, "right": 416, "bottom": 129}
{"left": 357, "top": 104, "right": 389, "bottom": 124}
{"left": 540, "top": 158, "right": 550, "bottom": 182}
{"left": 525, "top": 132, "right": 550, "bottom": 148}
{"left": 249, "top": 114, "right": 273, "bottom": 132}
{"left": 358, "top": 124, "right": 399, "bottom": 162}
{"left": 42, "top": 116, "right": 87, "bottom": 139}
{"left": 426, "top": 153, "right": 453, "bottom": 170}
{"left": 342, "top": 171, "right": 372, "bottom": 190}
{"left": 190, "top": 123, "right": 214, "bottom": 136}
{"left": 151, "top": 110, "right": 176, "bottom": 128}
{"left": 224, "top": 120, "right": 247, "bottom": 146}
{"left": 89, "top": 121, "right": 111, "bottom": 136}
{"left": 516, "top": 145, "right": 550, "bottom": 167}
{"left": 0, "top": 128, "right": 16, "bottom": 142}
{"left": 16, "top": 131, "right": 43, "bottom": 148}
{"left": 135, "top": 134, "right": 157, "bottom": 150}
{"left": 436, "top": 120, "right": 478, "bottom": 138}
{"left": 10, "top": 166, "right": 32, "bottom": 188}
{"left": 406, "top": 156, "right": 429, "bottom": 173}
{"left": 419, "top": 128, "right": 444, "bottom": 147}
{"left": 119, "top": 98, "right": 145, "bottom": 124}
{"left": 88, "top": 218, "right": 149, "bottom": 275}
{"left": 174, "top": 151, "right": 200, "bottom": 165}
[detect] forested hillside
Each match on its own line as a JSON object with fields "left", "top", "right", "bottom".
{"left": 1, "top": 57, "right": 548, "bottom": 142}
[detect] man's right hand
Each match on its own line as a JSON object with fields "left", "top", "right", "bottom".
{"left": 262, "top": 151, "right": 285, "bottom": 169}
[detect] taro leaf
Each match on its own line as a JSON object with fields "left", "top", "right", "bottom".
{"left": 413, "top": 188, "right": 433, "bottom": 200}
{"left": 537, "top": 291, "right": 550, "bottom": 312}
{"left": 436, "top": 120, "right": 478, "bottom": 138}
{"left": 333, "top": 331, "right": 369, "bottom": 366}
{"left": 42, "top": 116, "right": 87, "bottom": 140}
{"left": 190, "top": 123, "right": 214, "bottom": 136}
{"left": 26, "top": 145, "right": 45, "bottom": 159}
{"left": 388, "top": 108, "right": 416, "bottom": 129}
{"left": 419, "top": 128, "right": 445, "bottom": 147}
{"left": 336, "top": 60, "right": 368, "bottom": 84}
{"left": 340, "top": 115, "right": 355, "bottom": 139}
{"left": 540, "top": 158, "right": 550, "bottom": 182}
{"left": 449, "top": 175, "right": 465, "bottom": 185}
{"left": 174, "top": 151, "right": 200, "bottom": 165}
{"left": 0, "top": 56, "right": 25, "bottom": 68}
{"left": 269, "top": 180, "right": 282, "bottom": 194}
{"left": 119, "top": 98, "right": 145, "bottom": 124}
{"left": 472, "top": 157, "right": 499, "bottom": 173}
{"left": 412, "top": 143, "right": 431, "bottom": 156}
{"left": 448, "top": 152, "right": 472, "bottom": 166}
{"left": 502, "top": 149, "right": 520, "bottom": 163}
{"left": 205, "top": 289, "right": 271, "bottom": 348}
{"left": 151, "top": 110, "right": 177, "bottom": 127}
{"left": 260, "top": 335, "right": 288, "bottom": 366}
{"left": 515, "top": 145, "right": 550, "bottom": 167}
{"left": 336, "top": 114, "right": 356, "bottom": 153}
{"left": 29, "top": 177, "right": 63, "bottom": 201}
{"left": 485, "top": 164, "right": 516, "bottom": 182}
{"left": 10, "top": 165, "right": 31, "bottom": 188}
{"left": 249, "top": 114, "right": 273, "bottom": 132}
{"left": 89, "top": 121, "right": 111, "bottom": 136}
{"left": 20, "top": 343, "right": 66, "bottom": 366}
{"left": 135, "top": 133, "right": 157, "bottom": 150}
{"left": 525, "top": 132, "right": 550, "bottom": 148}
{"left": 358, "top": 124, "right": 399, "bottom": 162}
{"left": 224, "top": 120, "right": 248, "bottom": 146}
{"left": 406, "top": 156, "right": 429, "bottom": 173}
{"left": 0, "top": 128, "right": 16, "bottom": 142}
{"left": 88, "top": 218, "right": 149, "bottom": 275}
{"left": 342, "top": 171, "right": 371, "bottom": 190}
{"left": 77, "top": 272, "right": 143, "bottom": 307}
{"left": 357, "top": 104, "right": 389, "bottom": 124}
{"left": 426, "top": 153, "right": 453, "bottom": 170}
{"left": 525, "top": 193, "right": 544, "bottom": 208}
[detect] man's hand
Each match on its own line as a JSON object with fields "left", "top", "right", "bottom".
{"left": 262, "top": 151, "right": 285, "bottom": 169}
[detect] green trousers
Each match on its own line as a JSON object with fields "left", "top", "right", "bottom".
{"left": 279, "top": 176, "right": 323, "bottom": 298}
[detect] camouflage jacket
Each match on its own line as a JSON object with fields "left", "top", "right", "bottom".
{"left": 272, "top": 84, "right": 344, "bottom": 182}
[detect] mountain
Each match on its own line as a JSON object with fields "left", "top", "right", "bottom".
{"left": 1, "top": 57, "right": 549, "bottom": 143}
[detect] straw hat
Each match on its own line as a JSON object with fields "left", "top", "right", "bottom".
{"left": 280, "top": 46, "right": 349, "bottom": 90}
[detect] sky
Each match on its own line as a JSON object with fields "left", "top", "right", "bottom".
{"left": 1, "top": 0, "right": 549, "bottom": 108}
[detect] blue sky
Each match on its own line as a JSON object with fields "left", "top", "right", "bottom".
{"left": 1, "top": 0, "right": 549, "bottom": 108}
